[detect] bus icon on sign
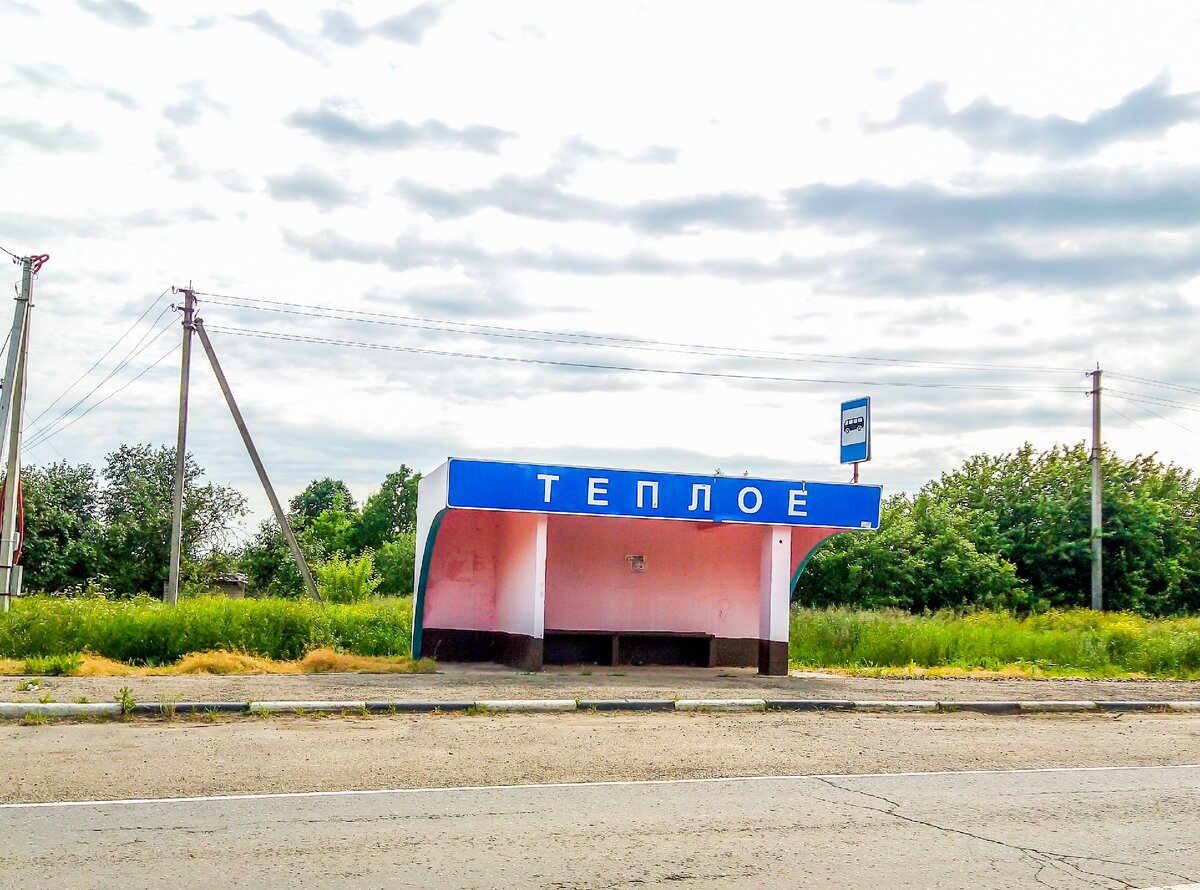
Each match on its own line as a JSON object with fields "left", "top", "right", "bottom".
{"left": 843, "top": 415, "right": 864, "bottom": 434}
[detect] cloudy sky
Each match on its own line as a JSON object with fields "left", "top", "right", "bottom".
{"left": 3, "top": 0, "right": 1200, "bottom": 534}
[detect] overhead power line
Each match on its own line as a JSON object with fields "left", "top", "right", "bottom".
{"left": 204, "top": 323, "right": 1085, "bottom": 394}
{"left": 24, "top": 312, "right": 177, "bottom": 448}
{"left": 27, "top": 288, "right": 171, "bottom": 429}
{"left": 1106, "top": 389, "right": 1200, "bottom": 415}
{"left": 1107, "top": 393, "right": 1197, "bottom": 435}
{"left": 1104, "top": 401, "right": 1147, "bottom": 430}
{"left": 1107, "top": 371, "right": 1200, "bottom": 397}
{"left": 195, "top": 290, "right": 1086, "bottom": 376}
{"left": 23, "top": 340, "right": 181, "bottom": 453}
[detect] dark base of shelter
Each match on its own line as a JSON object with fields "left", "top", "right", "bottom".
{"left": 421, "top": 628, "right": 787, "bottom": 676}
{"left": 758, "top": 639, "right": 788, "bottom": 676}
{"left": 421, "top": 629, "right": 544, "bottom": 672}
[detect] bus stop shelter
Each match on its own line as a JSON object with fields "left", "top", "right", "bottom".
{"left": 412, "top": 459, "right": 881, "bottom": 675}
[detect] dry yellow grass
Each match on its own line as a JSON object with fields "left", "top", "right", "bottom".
{"left": 175, "top": 651, "right": 301, "bottom": 674}
{"left": 0, "top": 649, "right": 436, "bottom": 676}
{"left": 78, "top": 655, "right": 153, "bottom": 676}
{"left": 298, "top": 649, "right": 436, "bottom": 673}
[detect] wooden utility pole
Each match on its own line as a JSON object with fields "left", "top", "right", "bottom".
{"left": 0, "top": 256, "right": 33, "bottom": 613}
{"left": 165, "top": 285, "right": 195, "bottom": 606}
{"left": 193, "top": 318, "right": 321, "bottom": 603}
{"left": 1089, "top": 366, "right": 1103, "bottom": 611}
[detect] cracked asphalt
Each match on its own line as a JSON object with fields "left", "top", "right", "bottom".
{"left": 4, "top": 766, "right": 1198, "bottom": 889}
{"left": 5, "top": 665, "right": 1199, "bottom": 887}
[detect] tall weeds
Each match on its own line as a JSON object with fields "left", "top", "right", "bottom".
{"left": 0, "top": 596, "right": 413, "bottom": 663}
{"left": 790, "top": 608, "right": 1200, "bottom": 678}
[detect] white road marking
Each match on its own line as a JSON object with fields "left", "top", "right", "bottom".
{"left": 3, "top": 762, "right": 1199, "bottom": 810}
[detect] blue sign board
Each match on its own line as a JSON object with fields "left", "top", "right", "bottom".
{"left": 840, "top": 396, "right": 871, "bottom": 464}
{"left": 445, "top": 459, "right": 881, "bottom": 530}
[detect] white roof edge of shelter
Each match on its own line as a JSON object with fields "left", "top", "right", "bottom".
{"left": 432, "top": 456, "right": 882, "bottom": 490}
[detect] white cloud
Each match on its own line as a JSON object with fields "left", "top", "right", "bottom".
{"left": 3, "top": 0, "right": 1200, "bottom": 530}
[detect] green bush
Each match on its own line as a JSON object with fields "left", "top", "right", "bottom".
{"left": 375, "top": 534, "right": 416, "bottom": 597}
{"left": 22, "top": 652, "right": 83, "bottom": 675}
{"left": 795, "top": 493, "right": 1033, "bottom": 613}
{"left": 0, "top": 595, "right": 414, "bottom": 663}
{"left": 315, "top": 552, "right": 381, "bottom": 604}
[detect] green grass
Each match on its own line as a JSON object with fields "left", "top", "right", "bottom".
{"left": 6, "top": 596, "right": 1196, "bottom": 679}
{"left": 22, "top": 652, "right": 83, "bottom": 676}
{"left": 790, "top": 607, "right": 1200, "bottom": 679}
{"left": 0, "top": 595, "right": 414, "bottom": 663}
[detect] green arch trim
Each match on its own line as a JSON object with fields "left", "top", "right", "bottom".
{"left": 411, "top": 508, "right": 448, "bottom": 661}
{"left": 790, "top": 531, "right": 844, "bottom": 597}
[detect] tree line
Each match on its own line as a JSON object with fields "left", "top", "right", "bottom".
{"left": 795, "top": 443, "right": 1200, "bottom": 616}
{"left": 18, "top": 443, "right": 419, "bottom": 600}
{"left": 18, "top": 440, "right": 1200, "bottom": 615}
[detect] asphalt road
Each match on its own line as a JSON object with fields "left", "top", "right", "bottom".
{"left": 4, "top": 765, "right": 1199, "bottom": 889}
{"left": 7, "top": 711, "right": 1200, "bottom": 804}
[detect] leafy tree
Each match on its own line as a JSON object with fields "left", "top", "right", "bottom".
{"left": 800, "top": 443, "right": 1200, "bottom": 616}
{"left": 239, "top": 519, "right": 301, "bottom": 598}
{"left": 289, "top": 478, "right": 356, "bottom": 527}
{"left": 241, "top": 468, "right": 421, "bottom": 597}
{"left": 97, "top": 444, "right": 247, "bottom": 596}
{"left": 794, "top": 492, "right": 1029, "bottom": 612}
{"left": 301, "top": 502, "right": 357, "bottom": 557}
{"left": 375, "top": 533, "right": 416, "bottom": 597}
{"left": 349, "top": 466, "right": 420, "bottom": 553}
{"left": 19, "top": 461, "right": 102, "bottom": 593}
{"left": 926, "top": 443, "right": 1200, "bottom": 614}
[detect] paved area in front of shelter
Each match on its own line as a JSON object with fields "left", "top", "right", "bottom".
{"left": 6, "top": 663, "right": 1198, "bottom": 705}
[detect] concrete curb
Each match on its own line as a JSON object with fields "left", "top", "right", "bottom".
{"left": 0, "top": 702, "right": 122, "bottom": 718}
{"left": 853, "top": 700, "right": 938, "bottom": 712}
{"left": 579, "top": 699, "right": 677, "bottom": 712}
{"left": 1018, "top": 701, "right": 1098, "bottom": 713}
{"left": 676, "top": 698, "right": 766, "bottom": 712}
{"left": 937, "top": 702, "right": 1021, "bottom": 714}
{"left": 476, "top": 700, "right": 578, "bottom": 713}
{"left": 366, "top": 701, "right": 475, "bottom": 713}
{"left": 2, "top": 699, "right": 1198, "bottom": 719}
{"left": 249, "top": 701, "right": 371, "bottom": 714}
{"left": 766, "top": 700, "right": 856, "bottom": 711}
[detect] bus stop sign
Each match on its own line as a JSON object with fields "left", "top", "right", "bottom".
{"left": 840, "top": 397, "right": 871, "bottom": 464}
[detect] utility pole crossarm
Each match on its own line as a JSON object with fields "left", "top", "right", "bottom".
{"left": 192, "top": 318, "right": 321, "bottom": 603}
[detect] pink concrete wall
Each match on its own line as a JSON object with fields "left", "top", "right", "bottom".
{"left": 543, "top": 515, "right": 764, "bottom": 639}
{"left": 424, "top": 510, "right": 548, "bottom": 636}
{"left": 422, "top": 509, "right": 498, "bottom": 632}
{"left": 426, "top": 509, "right": 846, "bottom": 640}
